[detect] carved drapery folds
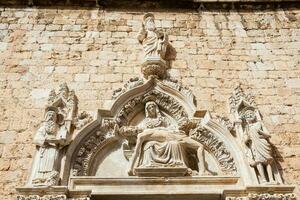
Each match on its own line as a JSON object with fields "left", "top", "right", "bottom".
{"left": 29, "top": 83, "right": 78, "bottom": 187}
{"left": 138, "top": 13, "right": 169, "bottom": 79}
{"left": 229, "top": 84, "right": 283, "bottom": 184}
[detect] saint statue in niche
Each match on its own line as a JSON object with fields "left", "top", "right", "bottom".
{"left": 241, "top": 109, "right": 277, "bottom": 184}
{"left": 31, "top": 106, "right": 68, "bottom": 186}
{"left": 120, "top": 101, "right": 207, "bottom": 176}
{"left": 137, "top": 13, "right": 168, "bottom": 61}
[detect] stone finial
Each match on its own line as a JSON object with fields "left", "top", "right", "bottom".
{"left": 229, "top": 83, "right": 256, "bottom": 113}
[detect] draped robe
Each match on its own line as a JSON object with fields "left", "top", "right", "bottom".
{"left": 33, "top": 123, "right": 60, "bottom": 181}
{"left": 138, "top": 29, "right": 167, "bottom": 59}
{"left": 246, "top": 122, "right": 273, "bottom": 165}
{"left": 136, "top": 117, "right": 189, "bottom": 168}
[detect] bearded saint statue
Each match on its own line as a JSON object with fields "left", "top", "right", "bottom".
{"left": 31, "top": 107, "right": 68, "bottom": 186}
{"left": 242, "top": 109, "right": 276, "bottom": 184}
{"left": 137, "top": 13, "right": 168, "bottom": 61}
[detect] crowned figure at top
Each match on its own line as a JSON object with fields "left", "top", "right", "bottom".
{"left": 137, "top": 13, "right": 169, "bottom": 62}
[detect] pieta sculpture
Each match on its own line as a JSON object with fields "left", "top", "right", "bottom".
{"left": 117, "top": 100, "right": 207, "bottom": 176}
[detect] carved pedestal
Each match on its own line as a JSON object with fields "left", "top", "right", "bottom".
{"left": 135, "top": 167, "right": 188, "bottom": 177}
{"left": 142, "top": 56, "right": 167, "bottom": 79}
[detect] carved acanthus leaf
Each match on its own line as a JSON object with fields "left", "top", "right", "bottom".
{"left": 100, "top": 119, "right": 117, "bottom": 138}
{"left": 116, "top": 90, "right": 188, "bottom": 126}
{"left": 214, "top": 115, "right": 234, "bottom": 133}
{"left": 229, "top": 84, "right": 256, "bottom": 113}
{"left": 162, "top": 79, "right": 196, "bottom": 106}
{"left": 72, "top": 119, "right": 117, "bottom": 176}
{"left": 75, "top": 111, "right": 93, "bottom": 129}
{"left": 112, "top": 77, "right": 144, "bottom": 99}
{"left": 190, "top": 126, "right": 237, "bottom": 175}
{"left": 47, "top": 83, "right": 78, "bottom": 120}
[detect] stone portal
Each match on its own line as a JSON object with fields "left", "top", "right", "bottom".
{"left": 16, "top": 13, "right": 296, "bottom": 200}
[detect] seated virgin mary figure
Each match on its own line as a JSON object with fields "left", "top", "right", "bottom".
{"left": 124, "top": 101, "right": 206, "bottom": 176}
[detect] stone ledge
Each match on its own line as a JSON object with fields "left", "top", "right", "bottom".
{"left": 16, "top": 186, "right": 68, "bottom": 196}
{"left": 69, "top": 176, "right": 240, "bottom": 195}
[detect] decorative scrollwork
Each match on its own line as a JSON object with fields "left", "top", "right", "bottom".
{"left": 17, "top": 195, "right": 90, "bottom": 200}
{"left": 190, "top": 126, "right": 237, "bottom": 175}
{"left": 162, "top": 79, "right": 196, "bottom": 106}
{"left": 116, "top": 90, "right": 188, "bottom": 126}
{"left": 72, "top": 129, "right": 109, "bottom": 176}
{"left": 214, "top": 115, "right": 234, "bottom": 133}
{"left": 17, "top": 195, "right": 67, "bottom": 200}
{"left": 75, "top": 111, "right": 93, "bottom": 129}
{"left": 112, "top": 77, "right": 144, "bottom": 99}
{"left": 248, "top": 193, "right": 296, "bottom": 200}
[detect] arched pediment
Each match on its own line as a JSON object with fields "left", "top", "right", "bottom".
{"left": 111, "top": 77, "right": 197, "bottom": 124}
{"left": 62, "top": 78, "right": 243, "bottom": 183}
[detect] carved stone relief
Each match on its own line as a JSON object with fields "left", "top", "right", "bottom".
{"left": 116, "top": 100, "right": 207, "bottom": 177}
{"left": 115, "top": 90, "right": 188, "bottom": 126}
{"left": 18, "top": 12, "right": 295, "bottom": 200}
{"left": 248, "top": 193, "right": 296, "bottom": 200}
{"left": 30, "top": 83, "right": 78, "bottom": 187}
{"left": 17, "top": 195, "right": 67, "bottom": 200}
{"left": 17, "top": 195, "right": 90, "bottom": 200}
{"left": 74, "top": 111, "right": 93, "bottom": 130}
{"left": 71, "top": 129, "right": 112, "bottom": 176}
{"left": 162, "top": 78, "right": 196, "bottom": 106}
{"left": 112, "top": 77, "right": 144, "bottom": 99}
{"left": 47, "top": 83, "right": 78, "bottom": 121}
{"left": 229, "top": 84, "right": 256, "bottom": 114}
{"left": 229, "top": 84, "right": 283, "bottom": 184}
{"left": 190, "top": 126, "right": 238, "bottom": 175}
{"left": 138, "top": 13, "right": 169, "bottom": 79}
{"left": 225, "top": 193, "right": 297, "bottom": 200}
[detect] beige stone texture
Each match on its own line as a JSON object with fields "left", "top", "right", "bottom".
{"left": 0, "top": 6, "right": 299, "bottom": 199}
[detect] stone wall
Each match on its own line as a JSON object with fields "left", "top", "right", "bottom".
{"left": 0, "top": 5, "right": 299, "bottom": 199}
